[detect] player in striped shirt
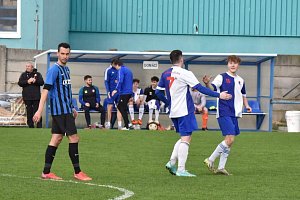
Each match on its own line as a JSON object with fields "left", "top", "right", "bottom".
{"left": 33, "top": 43, "right": 92, "bottom": 181}
{"left": 156, "top": 50, "right": 232, "bottom": 177}
{"left": 203, "top": 55, "right": 252, "bottom": 175}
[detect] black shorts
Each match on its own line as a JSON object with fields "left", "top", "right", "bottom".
{"left": 51, "top": 114, "right": 77, "bottom": 135}
{"left": 117, "top": 94, "right": 132, "bottom": 108}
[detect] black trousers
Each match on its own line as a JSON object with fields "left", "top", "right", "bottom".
{"left": 24, "top": 100, "right": 42, "bottom": 128}
{"left": 82, "top": 104, "right": 106, "bottom": 127}
{"left": 117, "top": 94, "right": 132, "bottom": 128}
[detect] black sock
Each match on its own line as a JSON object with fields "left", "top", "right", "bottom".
{"left": 69, "top": 143, "right": 81, "bottom": 174}
{"left": 43, "top": 145, "right": 57, "bottom": 174}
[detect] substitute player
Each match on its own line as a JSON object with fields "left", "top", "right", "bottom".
{"left": 144, "top": 76, "right": 161, "bottom": 124}
{"left": 79, "top": 75, "right": 105, "bottom": 128}
{"left": 104, "top": 63, "right": 118, "bottom": 129}
{"left": 155, "top": 50, "right": 232, "bottom": 177}
{"left": 33, "top": 43, "right": 92, "bottom": 181}
{"left": 190, "top": 88, "right": 209, "bottom": 130}
{"left": 128, "top": 78, "right": 145, "bottom": 127}
{"left": 111, "top": 59, "right": 133, "bottom": 130}
{"left": 203, "top": 55, "right": 252, "bottom": 175}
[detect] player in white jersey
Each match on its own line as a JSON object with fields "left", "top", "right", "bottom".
{"left": 203, "top": 55, "right": 252, "bottom": 175}
{"left": 156, "top": 50, "right": 232, "bottom": 177}
{"left": 128, "top": 78, "right": 145, "bottom": 127}
{"left": 190, "top": 88, "right": 209, "bottom": 130}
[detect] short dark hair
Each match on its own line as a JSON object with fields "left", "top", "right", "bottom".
{"left": 133, "top": 78, "right": 140, "bottom": 84}
{"left": 111, "top": 58, "right": 123, "bottom": 66}
{"left": 227, "top": 55, "right": 241, "bottom": 64}
{"left": 170, "top": 50, "right": 182, "bottom": 64}
{"left": 58, "top": 43, "right": 70, "bottom": 52}
{"left": 151, "top": 76, "right": 159, "bottom": 82}
{"left": 84, "top": 75, "right": 92, "bottom": 80}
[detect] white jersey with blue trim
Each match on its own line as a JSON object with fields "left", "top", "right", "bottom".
{"left": 157, "top": 66, "right": 199, "bottom": 118}
{"left": 211, "top": 72, "right": 246, "bottom": 118}
{"left": 133, "top": 88, "right": 143, "bottom": 102}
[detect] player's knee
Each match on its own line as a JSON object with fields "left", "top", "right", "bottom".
{"left": 68, "top": 134, "right": 79, "bottom": 143}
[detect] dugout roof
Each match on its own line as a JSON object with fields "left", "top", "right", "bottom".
{"left": 34, "top": 50, "right": 276, "bottom": 66}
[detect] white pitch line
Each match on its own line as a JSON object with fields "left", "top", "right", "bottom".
{"left": 0, "top": 173, "right": 134, "bottom": 200}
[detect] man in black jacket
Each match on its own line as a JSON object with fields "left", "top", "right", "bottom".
{"left": 18, "top": 62, "right": 44, "bottom": 128}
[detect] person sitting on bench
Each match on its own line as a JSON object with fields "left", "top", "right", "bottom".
{"left": 79, "top": 75, "right": 105, "bottom": 128}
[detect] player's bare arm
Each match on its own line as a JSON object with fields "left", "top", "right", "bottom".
{"left": 243, "top": 96, "right": 252, "bottom": 112}
{"left": 33, "top": 89, "right": 49, "bottom": 123}
{"left": 202, "top": 75, "right": 214, "bottom": 90}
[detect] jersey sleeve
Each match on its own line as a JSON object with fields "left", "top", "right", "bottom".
{"left": 43, "top": 66, "right": 58, "bottom": 90}
{"left": 45, "top": 66, "right": 58, "bottom": 86}
{"left": 95, "top": 86, "right": 101, "bottom": 103}
{"left": 78, "top": 87, "right": 85, "bottom": 105}
{"left": 182, "top": 71, "right": 199, "bottom": 87}
{"left": 241, "top": 82, "right": 246, "bottom": 96}
{"left": 140, "top": 88, "right": 144, "bottom": 95}
{"left": 104, "top": 68, "right": 110, "bottom": 93}
{"left": 157, "top": 73, "right": 166, "bottom": 90}
{"left": 211, "top": 74, "right": 223, "bottom": 91}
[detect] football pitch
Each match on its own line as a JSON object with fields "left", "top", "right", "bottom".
{"left": 0, "top": 128, "right": 300, "bottom": 200}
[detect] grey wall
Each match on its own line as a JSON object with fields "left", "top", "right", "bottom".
{"left": 1, "top": 46, "right": 300, "bottom": 128}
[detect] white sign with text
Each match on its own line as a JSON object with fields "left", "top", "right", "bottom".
{"left": 143, "top": 61, "right": 159, "bottom": 69}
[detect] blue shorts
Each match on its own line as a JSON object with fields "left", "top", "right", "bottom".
{"left": 107, "top": 93, "right": 119, "bottom": 105}
{"left": 171, "top": 112, "right": 198, "bottom": 136}
{"left": 217, "top": 116, "right": 240, "bottom": 136}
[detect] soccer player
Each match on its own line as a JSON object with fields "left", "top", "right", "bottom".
{"left": 190, "top": 88, "right": 209, "bottom": 131}
{"left": 111, "top": 59, "right": 133, "bottom": 130}
{"left": 128, "top": 78, "right": 145, "bottom": 127}
{"left": 104, "top": 63, "right": 118, "bottom": 129}
{"left": 203, "top": 55, "right": 252, "bottom": 175}
{"left": 144, "top": 76, "right": 160, "bottom": 124}
{"left": 79, "top": 75, "right": 105, "bottom": 128}
{"left": 155, "top": 50, "right": 231, "bottom": 177}
{"left": 33, "top": 43, "right": 92, "bottom": 181}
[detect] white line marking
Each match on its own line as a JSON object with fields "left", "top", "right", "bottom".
{"left": 0, "top": 173, "right": 134, "bottom": 200}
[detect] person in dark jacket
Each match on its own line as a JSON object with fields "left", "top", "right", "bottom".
{"left": 18, "top": 62, "right": 44, "bottom": 128}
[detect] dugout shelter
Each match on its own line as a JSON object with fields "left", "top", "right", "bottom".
{"left": 34, "top": 50, "right": 277, "bottom": 131}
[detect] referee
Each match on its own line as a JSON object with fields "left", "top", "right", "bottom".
{"left": 33, "top": 43, "right": 92, "bottom": 181}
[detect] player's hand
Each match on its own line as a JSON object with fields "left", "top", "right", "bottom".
{"left": 198, "top": 105, "right": 203, "bottom": 111}
{"left": 246, "top": 106, "right": 252, "bottom": 112}
{"left": 95, "top": 103, "right": 99, "bottom": 108}
{"left": 85, "top": 102, "right": 90, "bottom": 107}
{"left": 219, "top": 91, "right": 232, "bottom": 100}
{"left": 33, "top": 111, "right": 42, "bottom": 123}
{"left": 73, "top": 109, "right": 78, "bottom": 119}
{"left": 112, "top": 90, "right": 117, "bottom": 97}
{"left": 202, "top": 75, "right": 212, "bottom": 85}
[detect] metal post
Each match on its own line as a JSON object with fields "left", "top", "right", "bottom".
{"left": 45, "top": 53, "right": 50, "bottom": 128}
{"left": 269, "top": 58, "right": 275, "bottom": 132}
{"left": 34, "top": 4, "right": 39, "bottom": 50}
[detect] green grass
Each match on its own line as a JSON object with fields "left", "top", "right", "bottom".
{"left": 1, "top": 128, "right": 300, "bottom": 200}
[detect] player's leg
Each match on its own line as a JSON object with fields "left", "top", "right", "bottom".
{"left": 128, "top": 98, "right": 136, "bottom": 124}
{"left": 216, "top": 117, "right": 239, "bottom": 175}
{"left": 25, "top": 100, "right": 34, "bottom": 128}
{"left": 165, "top": 118, "right": 180, "bottom": 175}
{"left": 202, "top": 107, "right": 208, "bottom": 130}
{"left": 83, "top": 105, "right": 91, "bottom": 128}
{"left": 117, "top": 94, "right": 131, "bottom": 129}
{"left": 175, "top": 113, "right": 198, "bottom": 177}
{"left": 41, "top": 115, "right": 64, "bottom": 180}
{"left": 106, "top": 104, "right": 113, "bottom": 129}
{"left": 97, "top": 105, "right": 106, "bottom": 127}
{"left": 66, "top": 114, "right": 92, "bottom": 181}
{"left": 154, "top": 100, "right": 160, "bottom": 123}
{"left": 137, "top": 98, "right": 144, "bottom": 125}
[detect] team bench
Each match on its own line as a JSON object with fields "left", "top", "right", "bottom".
{"left": 205, "top": 99, "right": 267, "bottom": 130}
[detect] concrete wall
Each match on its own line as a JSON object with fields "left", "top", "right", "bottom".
{"left": 1, "top": 46, "right": 300, "bottom": 128}
{"left": 273, "top": 56, "right": 300, "bottom": 123}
